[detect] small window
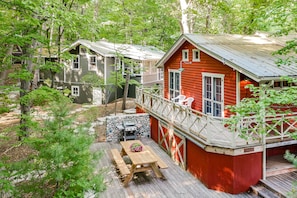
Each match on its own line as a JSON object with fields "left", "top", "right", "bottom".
{"left": 192, "top": 49, "right": 200, "bottom": 62}
{"left": 80, "top": 46, "right": 88, "bottom": 55}
{"left": 72, "top": 56, "right": 80, "bottom": 70}
{"left": 89, "top": 55, "right": 97, "bottom": 70}
{"left": 182, "top": 49, "right": 189, "bottom": 61}
{"left": 71, "top": 86, "right": 79, "bottom": 96}
{"left": 158, "top": 68, "right": 164, "bottom": 80}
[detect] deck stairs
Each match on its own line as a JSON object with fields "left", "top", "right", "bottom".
{"left": 251, "top": 171, "right": 297, "bottom": 198}
{"left": 251, "top": 181, "right": 285, "bottom": 198}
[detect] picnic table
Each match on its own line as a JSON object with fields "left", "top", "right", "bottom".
{"left": 111, "top": 140, "right": 167, "bottom": 187}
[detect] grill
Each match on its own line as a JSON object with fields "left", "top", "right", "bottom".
{"left": 122, "top": 120, "right": 137, "bottom": 141}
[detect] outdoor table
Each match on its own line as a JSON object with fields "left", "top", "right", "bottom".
{"left": 120, "top": 140, "right": 165, "bottom": 187}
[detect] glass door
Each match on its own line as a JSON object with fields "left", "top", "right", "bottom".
{"left": 203, "top": 74, "right": 224, "bottom": 117}
{"left": 169, "top": 70, "right": 181, "bottom": 99}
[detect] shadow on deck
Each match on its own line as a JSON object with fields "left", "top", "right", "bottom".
{"left": 91, "top": 138, "right": 258, "bottom": 198}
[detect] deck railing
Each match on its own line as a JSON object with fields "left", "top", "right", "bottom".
{"left": 136, "top": 87, "right": 297, "bottom": 148}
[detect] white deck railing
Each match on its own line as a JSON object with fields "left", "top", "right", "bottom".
{"left": 136, "top": 87, "right": 297, "bottom": 148}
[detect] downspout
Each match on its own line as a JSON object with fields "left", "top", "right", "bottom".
{"left": 236, "top": 71, "right": 240, "bottom": 104}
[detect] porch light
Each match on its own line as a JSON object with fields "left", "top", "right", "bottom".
{"left": 178, "top": 68, "right": 184, "bottom": 72}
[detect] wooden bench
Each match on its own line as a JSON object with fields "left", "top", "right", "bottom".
{"left": 110, "top": 149, "right": 130, "bottom": 177}
{"left": 145, "top": 146, "right": 168, "bottom": 169}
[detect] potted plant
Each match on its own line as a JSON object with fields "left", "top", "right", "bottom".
{"left": 130, "top": 142, "right": 143, "bottom": 152}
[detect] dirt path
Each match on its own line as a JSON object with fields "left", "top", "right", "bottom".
{"left": 0, "top": 99, "right": 136, "bottom": 162}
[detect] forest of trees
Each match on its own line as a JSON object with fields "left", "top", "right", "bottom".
{"left": 0, "top": 0, "right": 296, "bottom": 197}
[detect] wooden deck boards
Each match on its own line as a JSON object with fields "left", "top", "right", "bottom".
{"left": 91, "top": 138, "right": 257, "bottom": 198}
{"left": 262, "top": 171, "right": 297, "bottom": 197}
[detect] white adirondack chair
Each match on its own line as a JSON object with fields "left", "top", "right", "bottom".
{"left": 171, "top": 95, "right": 186, "bottom": 105}
{"left": 182, "top": 97, "right": 194, "bottom": 108}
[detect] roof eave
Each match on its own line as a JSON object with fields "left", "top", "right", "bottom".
{"left": 156, "top": 34, "right": 186, "bottom": 68}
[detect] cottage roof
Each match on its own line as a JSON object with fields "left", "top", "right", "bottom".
{"left": 156, "top": 34, "right": 297, "bottom": 82}
{"left": 64, "top": 39, "right": 164, "bottom": 61}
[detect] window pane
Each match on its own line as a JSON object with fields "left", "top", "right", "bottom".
{"left": 204, "top": 76, "right": 211, "bottom": 99}
{"left": 213, "top": 78, "right": 221, "bottom": 102}
{"left": 204, "top": 100, "right": 212, "bottom": 114}
{"left": 213, "top": 103, "right": 222, "bottom": 117}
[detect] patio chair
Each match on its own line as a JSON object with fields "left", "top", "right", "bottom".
{"left": 171, "top": 95, "right": 186, "bottom": 105}
{"left": 182, "top": 97, "right": 194, "bottom": 108}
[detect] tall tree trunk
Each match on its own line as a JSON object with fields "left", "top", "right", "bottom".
{"left": 19, "top": 40, "right": 37, "bottom": 140}
{"left": 122, "top": 73, "right": 130, "bottom": 110}
{"left": 205, "top": 4, "right": 212, "bottom": 33}
{"left": 180, "top": 0, "right": 190, "bottom": 34}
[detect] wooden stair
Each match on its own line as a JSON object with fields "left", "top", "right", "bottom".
{"left": 251, "top": 182, "right": 284, "bottom": 198}
{"left": 250, "top": 171, "right": 297, "bottom": 198}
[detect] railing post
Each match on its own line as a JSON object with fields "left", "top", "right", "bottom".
{"left": 206, "top": 113, "right": 212, "bottom": 144}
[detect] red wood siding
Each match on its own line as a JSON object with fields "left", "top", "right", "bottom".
{"left": 186, "top": 140, "right": 262, "bottom": 194}
{"left": 239, "top": 73, "right": 258, "bottom": 100}
{"left": 150, "top": 116, "right": 158, "bottom": 142}
{"left": 164, "top": 41, "right": 237, "bottom": 117}
{"left": 267, "top": 145, "right": 297, "bottom": 157}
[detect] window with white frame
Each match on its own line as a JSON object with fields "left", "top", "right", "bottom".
{"left": 192, "top": 49, "right": 200, "bottom": 62}
{"left": 72, "top": 55, "right": 80, "bottom": 70}
{"left": 202, "top": 73, "right": 224, "bottom": 117}
{"left": 89, "top": 55, "right": 97, "bottom": 71}
{"left": 182, "top": 49, "right": 189, "bottom": 61}
{"left": 71, "top": 86, "right": 79, "bottom": 96}
{"left": 169, "top": 70, "right": 181, "bottom": 99}
{"left": 122, "top": 60, "right": 141, "bottom": 76}
{"left": 158, "top": 68, "right": 164, "bottom": 80}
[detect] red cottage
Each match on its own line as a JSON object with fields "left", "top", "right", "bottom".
{"left": 135, "top": 34, "right": 297, "bottom": 194}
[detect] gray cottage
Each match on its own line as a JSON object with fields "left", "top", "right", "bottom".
{"left": 39, "top": 40, "right": 165, "bottom": 104}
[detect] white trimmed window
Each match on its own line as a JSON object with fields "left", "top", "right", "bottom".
{"left": 158, "top": 68, "right": 164, "bottom": 80}
{"left": 71, "top": 86, "right": 79, "bottom": 96}
{"left": 169, "top": 70, "right": 181, "bottom": 99}
{"left": 89, "top": 55, "right": 97, "bottom": 71}
{"left": 202, "top": 73, "right": 224, "bottom": 117}
{"left": 72, "top": 55, "right": 80, "bottom": 70}
{"left": 192, "top": 49, "right": 200, "bottom": 62}
{"left": 182, "top": 49, "right": 189, "bottom": 61}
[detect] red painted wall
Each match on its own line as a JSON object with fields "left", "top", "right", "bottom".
{"left": 267, "top": 145, "right": 297, "bottom": 157}
{"left": 163, "top": 41, "right": 237, "bottom": 117}
{"left": 186, "top": 140, "right": 262, "bottom": 194}
{"left": 150, "top": 116, "right": 158, "bottom": 142}
{"left": 239, "top": 74, "right": 258, "bottom": 100}
{"left": 136, "top": 106, "right": 145, "bottom": 113}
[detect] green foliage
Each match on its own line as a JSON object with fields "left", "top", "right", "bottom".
{"left": 0, "top": 161, "right": 16, "bottom": 197}
{"left": 226, "top": 82, "right": 297, "bottom": 139}
{"left": 39, "top": 61, "right": 64, "bottom": 74}
{"left": 81, "top": 72, "right": 104, "bottom": 88}
{"left": 12, "top": 99, "right": 106, "bottom": 197}
{"left": 0, "top": 87, "right": 15, "bottom": 114}
{"left": 20, "top": 86, "right": 71, "bottom": 106}
{"left": 94, "top": 0, "right": 179, "bottom": 51}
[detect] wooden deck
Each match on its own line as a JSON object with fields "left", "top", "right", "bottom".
{"left": 91, "top": 138, "right": 258, "bottom": 198}
{"left": 251, "top": 171, "right": 297, "bottom": 198}
{"left": 135, "top": 87, "right": 297, "bottom": 149}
